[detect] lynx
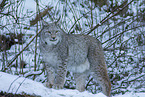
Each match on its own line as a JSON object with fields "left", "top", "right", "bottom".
{"left": 39, "top": 22, "right": 111, "bottom": 97}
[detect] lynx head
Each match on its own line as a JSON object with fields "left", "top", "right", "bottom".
{"left": 40, "top": 22, "right": 64, "bottom": 45}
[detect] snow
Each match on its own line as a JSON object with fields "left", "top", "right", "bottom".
{"left": 0, "top": 72, "right": 145, "bottom": 97}
{"left": 115, "top": 93, "right": 145, "bottom": 97}
{"left": 0, "top": 0, "right": 3, "bottom": 4}
{"left": 0, "top": 72, "right": 106, "bottom": 97}
{"left": 0, "top": 0, "right": 145, "bottom": 97}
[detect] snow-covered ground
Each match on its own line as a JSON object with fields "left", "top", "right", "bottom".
{"left": 0, "top": 72, "right": 145, "bottom": 97}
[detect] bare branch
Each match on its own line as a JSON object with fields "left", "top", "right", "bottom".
{"left": 68, "top": 8, "right": 95, "bottom": 34}
{"left": 102, "top": 25, "right": 144, "bottom": 44}
{"left": 0, "top": 0, "right": 7, "bottom": 12}
{"left": 7, "top": 76, "right": 21, "bottom": 93}
{"left": 30, "top": 6, "right": 53, "bottom": 26}
{"left": 24, "top": 70, "right": 44, "bottom": 78}
{"left": 87, "top": 0, "right": 134, "bottom": 35}
{"left": 2, "top": 29, "right": 43, "bottom": 71}
{"left": 15, "top": 78, "right": 26, "bottom": 94}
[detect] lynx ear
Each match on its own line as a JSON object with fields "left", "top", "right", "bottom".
{"left": 55, "top": 16, "right": 61, "bottom": 24}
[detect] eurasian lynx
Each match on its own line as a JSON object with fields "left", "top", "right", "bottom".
{"left": 39, "top": 22, "right": 111, "bottom": 97}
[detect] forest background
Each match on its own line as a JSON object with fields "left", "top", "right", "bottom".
{"left": 0, "top": 0, "right": 145, "bottom": 96}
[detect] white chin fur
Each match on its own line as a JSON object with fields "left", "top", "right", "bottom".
{"left": 46, "top": 39, "right": 59, "bottom": 45}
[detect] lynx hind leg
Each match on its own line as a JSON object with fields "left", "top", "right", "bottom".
{"left": 90, "top": 60, "right": 111, "bottom": 96}
{"left": 92, "top": 71, "right": 111, "bottom": 97}
{"left": 88, "top": 47, "right": 111, "bottom": 96}
{"left": 74, "top": 73, "right": 87, "bottom": 92}
{"left": 45, "top": 65, "right": 55, "bottom": 88}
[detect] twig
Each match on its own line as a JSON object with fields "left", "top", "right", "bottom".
{"left": 15, "top": 78, "right": 26, "bottom": 94}
{"left": 86, "top": 77, "right": 93, "bottom": 89}
{"left": 68, "top": 8, "right": 96, "bottom": 34}
{"left": 102, "top": 25, "right": 144, "bottom": 44}
{"left": 30, "top": 6, "right": 53, "bottom": 26}
{"left": 128, "top": 74, "right": 145, "bottom": 83}
{"left": 7, "top": 76, "right": 21, "bottom": 93}
{"left": 25, "top": 70, "right": 44, "bottom": 78}
{"left": 33, "top": 0, "right": 39, "bottom": 80}
{"left": 3, "top": 29, "right": 43, "bottom": 71}
{"left": 97, "top": 17, "right": 132, "bottom": 38}
{"left": 0, "top": 0, "right": 7, "bottom": 11}
{"left": 112, "top": 74, "right": 145, "bottom": 91}
{"left": 87, "top": 0, "right": 134, "bottom": 35}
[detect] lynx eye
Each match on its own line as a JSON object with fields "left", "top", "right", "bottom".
{"left": 56, "top": 31, "right": 59, "bottom": 34}
{"left": 48, "top": 31, "right": 51, "bottom": 34}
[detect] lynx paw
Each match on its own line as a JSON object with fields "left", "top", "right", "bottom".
{"left": 53, "top": 84, "right": 63, "bottom": 89}
{"left": 44, "top": 82, "right": 53, "bottom": 88}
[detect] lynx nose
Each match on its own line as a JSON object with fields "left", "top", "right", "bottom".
{"left": 51, "top": 35, "right": 57, "bottom": 41}
{"left": 52, "top": 37, "right": 56, "bottom": 40}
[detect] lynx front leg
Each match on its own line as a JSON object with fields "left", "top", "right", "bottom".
{"left": 74, "top": 73, "right": 87, "bottom": 92}
{"left": 53, "top": 63, "right": 67, "bottom": 89}
{"left": 45, "top": 65, "right": 55, "bottom": 88}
